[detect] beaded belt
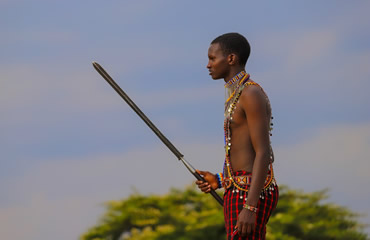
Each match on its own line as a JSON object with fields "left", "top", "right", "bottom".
{"left": 222, "top": 174, "right": 272, "bottom": 190}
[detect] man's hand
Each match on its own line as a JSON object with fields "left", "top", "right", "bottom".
{"left": 236, "top": 208, "right": 256, "bottom": 237}
{"left": 195, "top": 170, "right": 219, "bottom": 193}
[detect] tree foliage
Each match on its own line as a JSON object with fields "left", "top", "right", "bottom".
{"left": 81, "top": 185, "right": 368, "bottom": 240}
{"left": 267, "top": 186, "right": 367, "bottom": 240}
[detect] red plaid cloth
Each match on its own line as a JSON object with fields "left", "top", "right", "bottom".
{"left": 223, "top": 171, "right": 279, "bottom": 240}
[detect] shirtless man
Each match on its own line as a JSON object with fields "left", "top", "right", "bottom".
{"left": 196, "top": 33, "right": 278, "bottom": 239}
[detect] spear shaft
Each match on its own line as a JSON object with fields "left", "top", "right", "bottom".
{"left": 92, "top": 61, "right": 224, "bottom": 206}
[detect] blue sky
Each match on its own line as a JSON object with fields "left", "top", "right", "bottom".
{"left": 1, "top": 1, "right": 370, "bottom": 239}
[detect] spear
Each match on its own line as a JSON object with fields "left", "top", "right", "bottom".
{"left": 92, "top": 61, "right": 224, "bottom": 206}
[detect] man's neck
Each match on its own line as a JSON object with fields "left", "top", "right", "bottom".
{"left": 224, "top": 66, "right": 246, "bottom": 83}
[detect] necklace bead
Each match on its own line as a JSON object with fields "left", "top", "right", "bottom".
{"left": 223, "top": 72, "right": 275, "bottom": 193}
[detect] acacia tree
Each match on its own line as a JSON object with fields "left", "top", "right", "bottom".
{"left": 81, "top": 185, "right": 367, "bottom": 240}
{"left": 266, "top": 186, "right": 367, "bottom": 240}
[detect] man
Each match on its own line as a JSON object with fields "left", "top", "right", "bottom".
{"left": 196, "top": 33, "right": 278, "bottom": 240}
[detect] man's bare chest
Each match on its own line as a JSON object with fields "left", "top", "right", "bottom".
{"left": 229, "top": 101, "right": 248, "bottom": 130}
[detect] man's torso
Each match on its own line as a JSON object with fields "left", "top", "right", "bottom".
{"left": 228, "top": 83, "right": 272, "bottom": 172}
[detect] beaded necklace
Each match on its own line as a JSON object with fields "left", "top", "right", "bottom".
{"left": 224, "top": 71, "right": 249, "bottom": 112}
{"left": 223, "top": 72, "right": 276, "bottom": 197}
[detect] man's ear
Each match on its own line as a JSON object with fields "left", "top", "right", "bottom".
{"left": 227, "top": 53, "right": 238, "bottom": 65}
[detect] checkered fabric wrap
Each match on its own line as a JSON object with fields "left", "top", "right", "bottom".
{"left": 223, "top": 171, "right": 279, "bottom": 240}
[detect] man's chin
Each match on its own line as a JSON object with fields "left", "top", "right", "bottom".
{"left": 210, "top": 74, "right": 222, "bottom": 80}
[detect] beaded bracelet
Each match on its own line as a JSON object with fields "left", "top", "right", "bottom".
{"left": 215, "top": 173, "right": 223, "bottom": 189}
{"left": 243, "top": 204, "right": 258, "bottom": 213}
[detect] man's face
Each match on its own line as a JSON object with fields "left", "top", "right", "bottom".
{"left": 207, "top": 43, "right": 230, "bottom": 80}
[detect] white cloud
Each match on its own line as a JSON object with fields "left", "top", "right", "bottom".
{"left": 0, "top": 141, "right": 224, "bottom": 240}
{"left": 0, "top": 63, "right": 222, "bottom": 126}
{"left": 275, "top": 123, "right": 370, "bottom": 188}
{"left": 285, "top": 30, "right": 337, "bottom": 71}
{"left": 2, "top": 30, "right": 78, "bottom": 45}
{"left": 252, "top": 4, "right": 370, "bottom": 100}
{"left": 256, "top": 28, "right": 337, "bottom": 73}
{"left": 274, "top": 122, "right": 370, "bottom": 231}
{"left": 0, "top": 194, "right": 100, "bottom": 240}
{"left": 0, "top": 63, "right": 223, "bottom": 155}
{"left": 0, "top": 64, "right": 119, "bottom": 112}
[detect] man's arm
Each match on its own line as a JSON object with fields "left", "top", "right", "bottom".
{"left": 237, "top": 85, "right": 271, "bottom": 236}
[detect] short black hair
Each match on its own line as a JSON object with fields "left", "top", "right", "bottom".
{"left": 211, "top": 33, "right": 251, "bottom": 66}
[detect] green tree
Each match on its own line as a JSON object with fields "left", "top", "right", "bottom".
{"left": 267, "top": 186, "right": 367, "bottom": 240}
{"left": 81, "top": 186, "right": 224, "bottom": 240}
{"left": 81, "top": 185, "right": 368, "bottom": 240}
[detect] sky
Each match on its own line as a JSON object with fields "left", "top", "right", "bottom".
{"left": 1, "top": 0, "right": 370, "bottom": 239}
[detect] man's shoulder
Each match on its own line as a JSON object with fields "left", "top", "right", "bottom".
{"left": 239, "top": 82, "right": 268, "bottom": 107}
{"left": 241, "top": 82, "right": 265, "bottom": 98}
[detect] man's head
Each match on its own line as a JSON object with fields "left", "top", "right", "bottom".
{"left": 207, "top": 33, "right": 251, "bottom": 80}
{"left": 212, "top": 33, "right": 251, "bottom": 67}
